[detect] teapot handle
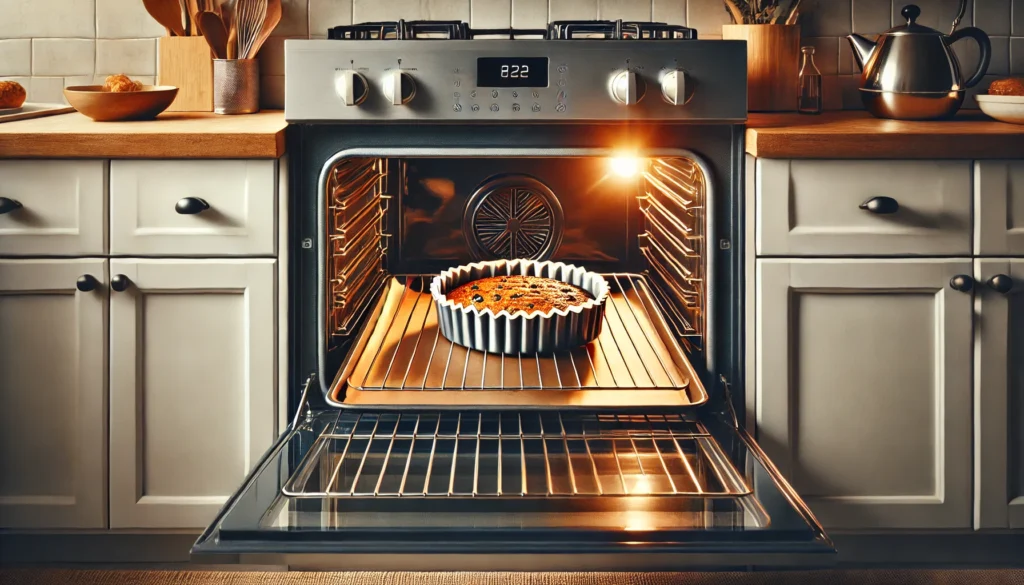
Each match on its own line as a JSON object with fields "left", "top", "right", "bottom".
{"left": 948, "top": 26, "right": 991, "bottom": 89}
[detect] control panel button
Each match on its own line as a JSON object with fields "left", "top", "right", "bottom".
{"left": 382, "top": 70, "right": 416, "bottom": 105}
{"left": 661, "top": 69, "right": 694, "bottom": 106}
{"left": 335, "top": 70, "right": 369, "bottom": 106}
{"left": 608, "top": 70, "right": 646, "bottom": 105}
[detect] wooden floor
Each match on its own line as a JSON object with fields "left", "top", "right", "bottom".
{"left": 3, "top": 570, "right": 1024, "bottom": 585}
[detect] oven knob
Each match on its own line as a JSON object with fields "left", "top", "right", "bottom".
{"left": 335, "top": 70, "right": 369, "bottom": 106}
{"left": 661, "top": 69, "right": 694, "bottom": 106}
{"left": 382, "top": 70, "right": 416, "bottom": 105}
{"left": 608, "top": 70, "right": 646, "bottom": 105}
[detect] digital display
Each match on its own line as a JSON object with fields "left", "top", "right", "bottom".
{"left": 477, "top": 57, "right": 549, "bottom": 87}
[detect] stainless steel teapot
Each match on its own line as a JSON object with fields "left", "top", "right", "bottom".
{"left": 847, "top": 2, "right": 990, "bottom": 120}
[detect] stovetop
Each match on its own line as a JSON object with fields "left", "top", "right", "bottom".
{"left": 327, "top": 19, "right": 698, "bottom": 41}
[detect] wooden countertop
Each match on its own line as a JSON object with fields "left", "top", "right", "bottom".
{"left": 0, "top": 111, "right": 287, "bottom": 159}
{"left": 746, "top": 111, "right": 1024, "bottom": 159}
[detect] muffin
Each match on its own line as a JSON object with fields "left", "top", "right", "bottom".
{"left": 989, "top": 78, "right": 1024, "bottom": 97}
{"left": 446, "top": 275, "right": 594, "bottom": 315}
{"left": 104, "top": 74, "right": 143, "bottom": 93}
{"left": 0, "top": 81, "right": 27, "bottom": 109}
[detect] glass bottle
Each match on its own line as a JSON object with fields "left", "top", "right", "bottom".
{"left": 798, "top": 46, "right": 823, "bottom": 114}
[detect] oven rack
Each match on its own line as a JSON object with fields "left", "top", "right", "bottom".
{"left": 282, "top": 412, "right": 750, "bottom": 498}
{"left": 328, "top": 273, "right": 708, "bottom": 409}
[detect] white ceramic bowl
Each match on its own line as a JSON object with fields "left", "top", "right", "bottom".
{"left": 976, "top": 94, "right": 1024, "bottom": 125}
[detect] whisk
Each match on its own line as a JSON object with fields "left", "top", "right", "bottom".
{"left": 234, "top": 0, "right": 267, "bottom": 60}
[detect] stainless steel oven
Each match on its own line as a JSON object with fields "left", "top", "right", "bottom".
{"left": 193, "top": 19, "right": 834, "bottom": 570}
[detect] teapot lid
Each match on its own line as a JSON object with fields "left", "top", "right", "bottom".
{"left": 886, "top": 4, "right": 944, "bottom": 36}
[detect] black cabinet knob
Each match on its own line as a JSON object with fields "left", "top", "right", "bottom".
{"left": 949, "top": 274, "right": 974, "bottom": 292}
{"left": 0, "top": 197, "right": 23, "bottom": 215}
{"left": 859, "top": 196, "right": 900, "bottom": 214}
{"left": 175, "top": 197, "right": 210, "bottom": 215}
{"left": 987, "top": 274, "right": 1013, "bottom": 294}
{"left": 110, "top": 274, "right": 130, "bottom": 292}
{"left": 76, "top": 275, "right": 98, "bottom": 292}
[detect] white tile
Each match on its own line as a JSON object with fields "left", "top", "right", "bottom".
{"left": 0, "top": 0, "right": 95, "bottom": 38}
{"left": 1012, "top": 37, "right": 1024, "bottom": 75}
{"left": 549, "top": 0, "right": 598, "bottom": 20}
{"left": 472, "top": 0, "right": 512, "bottom": 28}
{"left": 32, "top": 39, "right": 95, "bottom": 76}
{"left": 309, "top": 0, "right": 353, "bottom": 35}
{"left": 260, "top": 75, "right": 284, "bottom": 109}
{"left": 277, "top": 0, "right": 310, "bottom": 36}
{"left": 512, "top": 0, "right": 549, "bottom": 28}
{"left": 599, "top": 0, "right": 650, "bottom": 20}
{"left": 97, "top": 0, "right": 167, "bottom": 38}
{"left": 353, "top": 0, "right": 470, "bottom": 21}
{"left": 852, "top": 0, "right": 892, "bottom": 34}
{"left": 687, "top": 0, "right": 731, "bottom": 33}
{"left": 652, "top": 0, "right": 686, "bottom": 25}
{"left": 801, "top": 0, "right": 852, "bottom": 36}
{"left": 96, "top": 39, "right": 157, "bottom": 75}
{"left": 839, "top": 74, "right": 863, "bottom": 109}
{"left": 893, "top": 0, "right": 974, "bottom": 30}
{"left": 0, "top": 40, "right": 32, "bottom": 76}
{"left": 1014, "top": 0, "right": 1024, "bottom": 34}
{"left": 257, "top": 36, "right": 293, "bottom": 76}
{"left": 32, "top": 77, "right": 68, "bottom": 104}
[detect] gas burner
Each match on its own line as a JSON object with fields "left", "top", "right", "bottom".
{"left": 327, "top": 20, "right": 469, "bottom": 40}
{"left": 548, "top": 20, "right": 697, "bottom": 40}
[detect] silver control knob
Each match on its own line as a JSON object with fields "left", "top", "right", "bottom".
{"left": 382, "top": 70, "right": 416, "bottom": 105}
{"left": 608, "top": 70, "right": 646, "bottom": 105}
{"left": 335, "top": 70, "right": 369, "bottom": 106}
{"left": 661, "top": 69, "right": 694, "bottom": 106}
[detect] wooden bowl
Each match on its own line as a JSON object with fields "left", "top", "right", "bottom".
{"left": 63, "top": 85, "right": 178, "bottom": 121}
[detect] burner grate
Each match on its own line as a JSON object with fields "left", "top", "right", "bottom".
{"left": 282, "top": 412, "right": 750, "bottom": 498}
{"left": 548, "top": 20, "right": 697, "bottom": 40}
{"left": 328, "top": 19, "right": 469, "bottom": 40}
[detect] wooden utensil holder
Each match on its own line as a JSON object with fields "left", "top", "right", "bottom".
{"left": 158, "top": 36, "right": 214, "bottom": 112}
{"left": 722, "top": 24, "right": 800, "bottom": 112}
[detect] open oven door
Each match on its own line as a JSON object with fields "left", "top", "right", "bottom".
{"left": 192, "top": 378, "right": 835, "bottom": 571}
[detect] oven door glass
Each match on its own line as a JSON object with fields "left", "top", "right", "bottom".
{"left": 192, "top": 409, "right": 834, "bottom": 570}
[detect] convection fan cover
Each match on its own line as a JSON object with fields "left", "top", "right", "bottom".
{"left": 463, "top": 174, "right": 564, "bottom": 261}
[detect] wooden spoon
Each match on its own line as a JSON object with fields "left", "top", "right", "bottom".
{"left": 186, "top": 0, "right": 200, "bottom": 35}
{"left": 197, "top": 11, "right": 228, "bottom": 59}
{"left": 248, "top": 0, "right": 281, "bottom": 58}
{"left": 143, "top": 0, "right": 186, "bottom": 37}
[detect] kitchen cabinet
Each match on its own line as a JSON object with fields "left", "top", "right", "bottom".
{"left": 108, "top": 259, "right": 277, "bottom": 529}
{"left": 756, "top": 159, "right": 972, "bottom": 257}
{"left": 975, "top": 161, "right": 1024, "bottom": 257}
{"left": 756, "top": 259, "right": 973, "bottom": 530}
{"left": 974, "top": 259, "right": 1024, "bottom": 529}
{"left": 110, "top": 160, "right": 277, "bottom": 257}
{"left": 0, "top": 259, "right": 107, "bottom": 529}
{"left": 0, "top": 160, "right": 107, "bottom": 256}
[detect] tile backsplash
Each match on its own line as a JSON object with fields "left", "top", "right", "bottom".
{"left": 2, "top": 0, "right": 1023, "bottom": 110}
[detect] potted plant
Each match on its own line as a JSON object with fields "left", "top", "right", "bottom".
{"left": 721, "top": 0, "right": 803, "bottom": 112}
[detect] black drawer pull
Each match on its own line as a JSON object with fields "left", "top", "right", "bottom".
{"left": 859, "top": 196, "right": 899, "bottom": 214}
{"left": 949, "top": 274, "right": 974, "bottom": 293}
{"left": 0, "top": 197, "right": 23, "bottom": 215}
{"left": 110, "top": 274, "right": 130, "bottom": 292}
{"left": 986, "top": 274, "right": 1013, "bottom": 294}
{"left": 76, "top": 275, "right": 98, "bottom": 292}
{"left": 175, "top": 197, "right": 210, "bottom": 215}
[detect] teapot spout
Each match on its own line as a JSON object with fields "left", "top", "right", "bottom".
{"left": 846, "top": 34, "right": 876, "bottom": 71}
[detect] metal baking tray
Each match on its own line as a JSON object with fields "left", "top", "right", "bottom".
{"left": 328, "top": 274, "right": 709, "bottom": 409}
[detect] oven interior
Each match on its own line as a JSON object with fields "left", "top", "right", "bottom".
{"left": 322, "top": 154, "right": 711, "bottom": 410}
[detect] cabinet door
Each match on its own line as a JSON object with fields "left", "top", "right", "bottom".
{"left": 109, "top": 259, "right": 275, "bottom": 529}
{"left": 975, "top": 161, "right": 1024, "bottom": 256}
{"left": 0, "top": 259, "right": 107, "bottom": 528}
{"left": 757, "top": 259, "right": 973, "bottom": 529}
{"left": 0, "top": 160, "right": 107, "bottom": 256}
{"left": 975, "top": 259, "right": 1024, "bottom": 529}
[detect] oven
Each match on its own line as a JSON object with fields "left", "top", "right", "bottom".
{"left": 192, "top": 20, "right": 834, "bottom": 570}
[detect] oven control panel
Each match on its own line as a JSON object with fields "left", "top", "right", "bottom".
{"left": 285, "top": 40, "right": 747, "bottom": 122}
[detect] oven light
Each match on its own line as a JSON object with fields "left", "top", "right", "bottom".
{"left": 609, "top": 156, "right": 642, "bottom": 178}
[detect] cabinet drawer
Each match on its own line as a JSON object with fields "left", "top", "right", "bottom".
{"left": 975, "top": 161, "right": 1024, "bottom": 256}
{"left": 0, "top": 160, "right": 107, "bottom": 256}
{"left": 110, "top": 160, "right": 276, "bottom": 256}
{"left": 757, "top": 159, "right": 972, "bottom": 256}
